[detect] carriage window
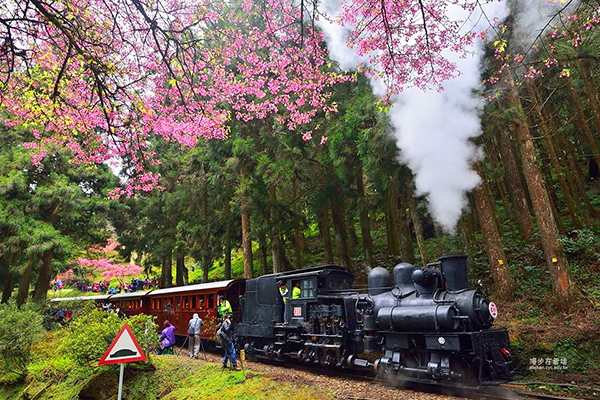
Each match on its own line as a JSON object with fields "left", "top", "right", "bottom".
{"left": 191, "top": 296, "right": 196, "bottom": 309}
{"left": 198, "top": 295, "right": 205, "bottom": 309}
{"left": 207, "top": 294, "right": 214, "bottom": 308}
{"left": 176, "top": 297, "right": 181, "bottom": 310}
{"left": 183, "top": 296, "right": 189, "bottom": 309}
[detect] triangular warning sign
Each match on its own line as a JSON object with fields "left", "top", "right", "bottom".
{"left": 99, "top": 323, "right": 147, "bottom": 365}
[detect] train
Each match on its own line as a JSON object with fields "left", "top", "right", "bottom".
{"left": 51, "top": 254, "right": 514, "bottom": 384}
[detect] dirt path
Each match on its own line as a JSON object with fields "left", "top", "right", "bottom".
{"left": 177, "top": 346, "right": 464, "bottom": 400}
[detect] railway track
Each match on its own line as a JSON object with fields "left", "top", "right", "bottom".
{"left": 248, "top": 354, "right": 588, "bottom": 400}
{"left": 174, "top": 339, "right": 589, "bottom": 400}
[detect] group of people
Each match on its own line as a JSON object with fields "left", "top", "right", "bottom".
{"left": 68, "top": 278, "right": 159, "bottom": 294}
{"left": 157, "top": 295, "right": 240, "bottom": 370}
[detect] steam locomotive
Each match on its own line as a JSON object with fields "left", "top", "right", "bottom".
{"left": 235, "top": 254, "right": 514, "bottom": 383}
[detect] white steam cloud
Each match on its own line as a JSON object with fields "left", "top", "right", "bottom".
{"left": 512, "top": 0, "right": 582, "bottom": 52}
{"left": 317, "top": 1, "right": 509, "bottom": 232}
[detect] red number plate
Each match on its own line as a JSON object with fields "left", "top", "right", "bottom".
{"left": 293, "top": 307, "right": 302, "bottom": 317}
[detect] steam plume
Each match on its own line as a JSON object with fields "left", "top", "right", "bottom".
{"left": 318, "top": 1, "right": 508, "bottom": 232}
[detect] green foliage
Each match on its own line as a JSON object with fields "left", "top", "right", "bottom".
{"left": 65, "top": 305, "right": 158, "bottom": 366}
{"left": 0, "top": 304, "right": 45, "bottom": 376}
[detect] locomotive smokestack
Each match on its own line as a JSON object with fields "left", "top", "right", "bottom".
{"left": 439, "top": 254, "right": 469, "bottom": 292}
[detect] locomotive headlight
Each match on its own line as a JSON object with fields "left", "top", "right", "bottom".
{"left": 438, "top": 337, "right": 446, "bottom": 345}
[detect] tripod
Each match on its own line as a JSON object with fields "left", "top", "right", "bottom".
{"left": 178, "top": 334, "right": 207, "bottom": 361}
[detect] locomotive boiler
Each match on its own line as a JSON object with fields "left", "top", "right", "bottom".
{"left": 235, "top": 254, "right": 514, "bottom": 383}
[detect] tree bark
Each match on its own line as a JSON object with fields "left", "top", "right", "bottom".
{"left": 356, "top": 167, "right": 374, "bottom": 267}
{"left": 258, "top": 234, "right": 268, "bottom": 276}
{"left": 33, "top": 249, "right": 53, "bottom": 303}
{"left": 386, "top": 180, "right": 400, "bottom": 256}
{"left": 559, "top": 131, "right": 596, "bottom": 222}
{"left": 202, "top": 253, "right": 211, "bottom": 283}
{"left": 161, "top": 248, "right": 173, "bottom": 288}
{"left": 347, "top": 212, "right": 359, "bottom": 254}
{"left": 292, "top": 175, "right": 302, "bottom": 269}
{"left": 459, "top": 208, "right": 476, "bottom": 261}
{"left": 497, "top": 103, "right": 533, "bottom": 240}
{"left": 484, "top": 138, "right": 512, "bottom": 216}
{"left": 16, "top": 258, "right": 34, "bottom": 307}
{"left": 406, "top": 183, "right": 428, "bottom": 264}
{"left": 1, "top": 252, "right": 18, "bottom": 303}
{"left": 330, "top": 197, "right": 352, "bottom": 268}
{"left": 579, "top": 60, "right": 600, "bottom": 140}
{"left": 473, "top": 162, "right": 515, "bottom": 300}
{"left": 224, "top": 186, "right": 232, "bottom": 280}
{"left": 565, "top": 76, "right": 600, "bottom": 170}
{"left": 240, "top": 171, "right": 253, "bottom": 279}
{"left": 396, "top": 188, "right": 416, "bottom": 264}
{"left": 527, "top": 80, "right": 582, "bottom": 229}
{"left": 504, "top": 71, "right": 578, "bottom": 309}
{"left": 539, "top": 151, "right": 566, "bottom": 234}
{"left": 176, "top": 250, "right": 187, "bottom": 286}
{"left": 320, "top": 210, "right": 335, "bottom": 264}
{"left": 269, "top": 185, "right": 287, "bottom": 273}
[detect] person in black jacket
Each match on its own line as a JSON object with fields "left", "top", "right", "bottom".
{"left": 220, "top": 316, "right": 240, "bottom": 370}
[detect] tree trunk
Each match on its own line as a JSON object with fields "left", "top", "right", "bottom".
{"left": 33, "top": 249, "right": 53, "bottom": 303}
{"left": 330, "top": 197, "right": 352, "bottom": 268}
{"left": 241, "top": 171, "right": 253, "bottom": 279}
{"left": 201, "top": 182, "right": 211, "bottom": 282}
{"left": 396, "top": 188, "right": 416, "bottom": 264}
{"left": 406, "top": 183, "right": 428, "bottom": 264}
{"left": 527, "top": 80, "right": 582, "bottom": 229}
{"left": 504, "top": 71, "right": 578, "bottom": 309}
{"left": 224, "top": 188, "right": 232, "bottom": 280}
{"left": 484, "top": 138, "right": 513, "bottom": 216}
{"left": 202, "top": 253, "right": 211, "bottom": 283}
{"left": 292, "top": 175, "right": 302, "bottom": 269}
{"left": 346, "top": 212, "right": 359, "bottom": 255}
{"left": 579, "top": 60, "right": 600, "bottom": 139}
{"left": 356, "top": 167, "right": 374, "bottom": 267}
{"left": 320, "top": 210, "right": 335, "bottom": 264}
{"left": 16, "top": 258, "right": 34, "bottom": 307}
{"left": 473, "top": 162, "right": 515, "bottom": 300}
{"left": 269, "top": 185, "right": 287, "bottom": 273}
{"left": 539, "top": 151, "right": 566, "bottom": 234}
{"left": 1, "top": 252, "right": 18, "bottom": 303}
{"left": 565, "top": 76, "right": 600, "bottom": 170}
{"left": 176, "top": 250, "right": 187, "bottom": 286}
{"left": 161, "top": 248, "right": 173, "bottom": 288}
{"left": 386, "top": 181, "right": 400, "bottom": 256}
{"left": 559, "top": 131, "right": 596, "bottom": 222}
{"left": 459, "top": 208, "right": 476, "bottom": 261}
{"left": 497, "top": 103, "right": 533, "bottom": 241}
{"left": 258, "top": 234, "right": 268, "bottom": 276}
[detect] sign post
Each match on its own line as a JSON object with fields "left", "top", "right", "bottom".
{"left": 99, "top": 323, "right": 146, "bottom": 400}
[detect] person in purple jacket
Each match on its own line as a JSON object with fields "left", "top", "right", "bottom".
{"left": 160, "top": 320, "right": 176, "bottom": 355}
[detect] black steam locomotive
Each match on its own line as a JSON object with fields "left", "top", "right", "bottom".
{"left": 235, "top": 254, "right": 514, "bottom": 383}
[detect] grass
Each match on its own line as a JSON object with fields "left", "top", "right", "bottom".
{"left": 0, "top": 328, "right": 333, "bottom": 400}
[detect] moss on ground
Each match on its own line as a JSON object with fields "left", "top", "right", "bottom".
{"left": 0, "top": 331, "right": 332, "bottom": 400}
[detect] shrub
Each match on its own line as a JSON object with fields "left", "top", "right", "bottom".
{"left": 65, "top": 308, "right": 158, "bottom": 366}
{"left": 0, "top": 304, "right": 45, "bottom": 376}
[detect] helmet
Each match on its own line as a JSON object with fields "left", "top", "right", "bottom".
{"left": 277, "top": 280, "right": 284, "bottom": 286}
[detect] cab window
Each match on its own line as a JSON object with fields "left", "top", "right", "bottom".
{"left": 295, "top": 279, "right": 315, "bottom": 298}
